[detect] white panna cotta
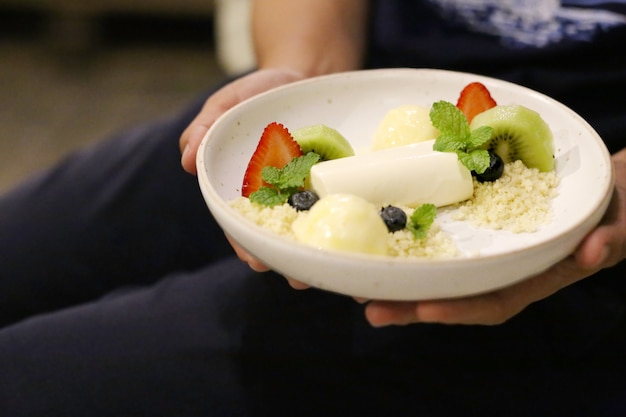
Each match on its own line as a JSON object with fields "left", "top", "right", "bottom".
{"left": 309, "top": 140, "right": 473, "bottom": 208}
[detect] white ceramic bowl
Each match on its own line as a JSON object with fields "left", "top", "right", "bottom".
{"left": 197, "top": 68, "right": 614, "bottom": 300}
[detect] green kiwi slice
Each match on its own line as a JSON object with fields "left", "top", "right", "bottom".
{"left": 291, "top": 124, "right": 355, "bottom": 160}
{"left": 470, "top": 105, "right": 555, "bottom": 172}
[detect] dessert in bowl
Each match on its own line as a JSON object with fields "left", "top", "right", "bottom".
{"left": 196, "top": 68, "right": 614, "bottom": 300}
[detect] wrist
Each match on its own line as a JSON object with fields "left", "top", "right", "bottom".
{"left": 257, "top": 50, "right": 362, "bottom": 79}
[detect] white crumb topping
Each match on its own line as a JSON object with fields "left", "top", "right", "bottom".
{"left": 452, "top": 160, "right": 559, "bottom": 233}
{"left": 386, "top": 219, "right": 459, "bottom": 259}
{"left": 229, "top": 160, "right": 559, "bottom": 258}
{"left": 230, "top": 197, "right": 459, "bottom": 259}
{"left": 230, "top": 198, "right": 299, "bottom": 238}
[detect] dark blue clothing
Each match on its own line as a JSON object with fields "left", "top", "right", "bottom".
{"left": 1, "top": 2, "right": 625, "bottom": 416}
{"left": 368, "top": 0, "right": 626, "bottom": 153}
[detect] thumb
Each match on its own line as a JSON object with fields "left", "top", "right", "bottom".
{"left": 180, "top": 98, "right": 230, "bottom": 175}
{"left": 179, "top": 68, "right": 307, "bottom": 175}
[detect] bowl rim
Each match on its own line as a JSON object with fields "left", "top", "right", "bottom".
{"left": 196, "top": 68, "right": 615, "bottom": 299}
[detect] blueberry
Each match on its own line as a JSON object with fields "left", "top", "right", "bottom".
{"left": 288, "top": 190, "right": 319, "bottom": 211}
{"left": 473, "top": 151, "right": 504, "bottom": 183}
{"left": 379, "top": 205, "right": 407, "bottom": 232}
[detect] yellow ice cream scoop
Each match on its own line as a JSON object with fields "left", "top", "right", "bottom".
{"left": 372, "top": 104, "right": 440, "bottom": 150}
{"left": 292, "top": 194, "right": 388, "bottom": 256}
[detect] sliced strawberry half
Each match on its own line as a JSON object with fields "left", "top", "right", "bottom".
{"left": 456, "top": 82, "right": 497, "bottom": 123}
{"left": 242, "top": 122, "right": 303, "bottom": 197}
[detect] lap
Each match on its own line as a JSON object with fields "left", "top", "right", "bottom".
{"left": 1, "top": 257, "right": 625, "bottom": 416}
{"left": 0, "top": 259, "right": 357, "bottom": 416}
{"left": 0, "top": 92, "right": 232, "bottom": 326}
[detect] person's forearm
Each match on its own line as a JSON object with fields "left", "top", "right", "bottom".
{"left": 252, "top": 0, "right": 369, "bottom": 77}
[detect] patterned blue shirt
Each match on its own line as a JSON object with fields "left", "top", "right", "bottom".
{"left": 427, "top": 0, "right": 626, "bottom": 48}
{"left": 368, "top": 0, "right": 625, "bottom": 152}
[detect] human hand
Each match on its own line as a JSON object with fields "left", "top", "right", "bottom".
{"left": 179, "top": 68, "right": 311, "bottom": 288}
{"left": 180, "top": 68, "right": 312, "bottom": 283}
{"left": 232, "top": 149, "right": 626, "bottom": 326}
{"left": 179, "top": 68, "right": 306, "bottom": 175}
{"left": 364, "top": 148, "right": 626, "bottom": 327}
{"left": 225, "top": 234, "right": 312, "bottom": 290}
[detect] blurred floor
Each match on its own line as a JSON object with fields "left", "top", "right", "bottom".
{"left": 0, "top": 8, "right": 226, "bottom": 193}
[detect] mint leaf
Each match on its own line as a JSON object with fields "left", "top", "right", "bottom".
{"left": 279, "top": 152, "right": 321, "bottom": 188}
{"left": 458, "top": 149, "right": 491, "bottom": 174}
{"left": 433, "top": 132, "right": 467, "bottom": 153}
{"left": 430, "top": 100, "right": 491, "bottom": 174}
{"left": 430, "top": 101, "right": 470, "bottom": 144}
{"left": 251, "top": 152, "right": 322, "bottom": 207}
{"left": 260, "top": 166, "right": 282, "bottom": 185}
{"left": 249, "top": 186, "right": 289, "bottom": 206}
{"left": 407, "top": 203, "right": 437, "bottom": 240}
{"left": 467, "top": 125, "right": 493, "bottom": 149}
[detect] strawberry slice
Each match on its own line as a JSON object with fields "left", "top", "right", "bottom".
{"left": 456, "top": 82, "right": 497, "bottom": 123}
{"left": 242, "top": 122, "right": 303, "bottom": 197}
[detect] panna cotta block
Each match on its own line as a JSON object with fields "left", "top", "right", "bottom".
{"left": 309, "top": 140, "right": 473, "bottom": 208}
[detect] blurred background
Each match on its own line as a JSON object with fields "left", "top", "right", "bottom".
{"left": 0, "top": 0, "right": 254, "bottom": 193}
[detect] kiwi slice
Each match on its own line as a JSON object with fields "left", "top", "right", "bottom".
{"left": 291, "top": 124, "right": 355, "bottom": 160}
{"left": 470, "top": 105, "right": 555, "bottom": 172}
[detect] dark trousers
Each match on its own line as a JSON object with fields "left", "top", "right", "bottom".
{"left": 1, "top": 89, "right": 625, "bottom": 417}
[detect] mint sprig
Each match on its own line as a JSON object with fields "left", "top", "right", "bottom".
{"left": 430, "top": 100, "right": 493, "bottom": 174}
{"left": 250, "top": 152, "right": 321, "bottom": 206}
{"left": 407, "top": 203, "right": 437, "bottom": 240}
